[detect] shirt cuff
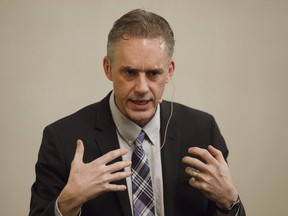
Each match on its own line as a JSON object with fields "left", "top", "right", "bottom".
{"left": 216, "top": 207, "right": 240, "bottom": 216}
{"left": 54, "top": 196, "right": 82, "bottom": 216}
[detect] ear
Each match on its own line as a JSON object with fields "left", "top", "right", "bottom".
{"left": 103, "top": 56, "right": 113, "bottom": 81}
{"left": 166, "top": 59, "right": 175, "bottom": 83}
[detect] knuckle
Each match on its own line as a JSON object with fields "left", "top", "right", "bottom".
{"left": 99, "top": 174, "right": 110, "bottom": 184}
{"left": 97, "top": 167, "right": 107, "bottom": 176}
{"left": 101, "top": 184, "right": 110, "bottom": 192}
{"left": 109, "top": 150, "right": 118, "bottom": 158}
{"left": 114, "top": 162, "right": 123, "bottom": 170}
{"left": 115, "top": 171, "right": 125, "bottom": 179}
{"left": 109, "top": 162, "right": 123, "bottom": 173}
{"left": 110, "top": 149, "right": 123, "bottom": 158}
{"left": 93, "top": 159, "right": 101, "bottom": 166}
{"left": 202, "top": 150, "right": 210, "bottom": 158}
{"left": 200, "top": 183, "right": 207, "bottom": 191}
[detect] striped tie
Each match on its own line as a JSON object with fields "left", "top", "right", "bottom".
{"left": 131, "top": 130, "right": 155, "bottom": 216}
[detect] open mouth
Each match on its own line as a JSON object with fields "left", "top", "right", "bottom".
{"left": 132, "top": 100, "right": 149, "bottom": 105}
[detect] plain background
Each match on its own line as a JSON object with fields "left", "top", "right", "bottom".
{"left": 1, "top": 0, "right": 287, "bottom": 215}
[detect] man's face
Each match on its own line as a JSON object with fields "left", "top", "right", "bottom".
{"left": 103, "top": 37, "right": 175, "bottom": 127}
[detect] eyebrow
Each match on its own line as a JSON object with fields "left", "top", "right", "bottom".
{"left": 120, "top": 66, "right": 138, "bottom": 73}
{"left": 120, "top": 66, "right": 164, "bottom": 73}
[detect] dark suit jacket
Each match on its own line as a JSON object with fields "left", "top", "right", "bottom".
{"left": 29, "top": 93, "right": 245, "bottom": 216}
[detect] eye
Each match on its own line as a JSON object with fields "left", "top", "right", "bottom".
{"left": 150, "top": 70, "right": 159, "bottom": 76}
{"left": 126, "top": 69, "right": 137, "bottom": 76}
{"left": 146, "top": 70, "right": 161, "bottom": 79}
{"left": 121, "top": 67, "right": 138, "bottom": 78}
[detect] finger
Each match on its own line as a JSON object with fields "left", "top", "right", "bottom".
{"left": 110, "top": 170, "right": 132, "bottom": 182}
{"left": 185, "top": 167, "right": 201, "bottom": 180}
{"left": 188, "top": 176, "right": 204, "bottom": 188}
{"left": 188, "top": 147, "right": 216, "bottom": 164}
{"left": 94, "top": 148, "right": 128, "bottom": 165}
{"left": 188, "top": 176, "right": 202, "bottom": 189}
{"left": 107, "top": 160, "right": 132, "bottom": 173}
{"left": 182, "top": 156, "right": 206, "bottom": 172}
{"left": 73, "top": 139, "right": 84, "bottom": 163}
{"left": 208, "top": 145, "right": 225, "bottom": 163}
{"left": 108, "top": 184, "right": 127, "bottom": 192}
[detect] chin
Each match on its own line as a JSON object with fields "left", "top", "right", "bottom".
{"left": 130, "top": 112, "right": 154, "bottom": 127}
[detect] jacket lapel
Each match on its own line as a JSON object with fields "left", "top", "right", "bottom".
{"left": 160, "top": 101, "right": 180, "bottom": 215}
{"left": 93, "top": 94, "right": 132, "bottom": 216}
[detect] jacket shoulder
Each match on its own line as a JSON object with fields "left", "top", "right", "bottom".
{"left": 46, "top": 94, "right": 111, "bottom": 133}
{"left": 48, "top": 103, "right": 99, "bottom": 129}
{"left": 163, "top": 101, "right": 214, "bottom": 123}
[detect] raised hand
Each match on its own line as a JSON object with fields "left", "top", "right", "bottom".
{"left": 182, "top": 145, "right": 238, "bottom": 209}
{"left": 58, "top": 140, "right": 131, "bottom": 216}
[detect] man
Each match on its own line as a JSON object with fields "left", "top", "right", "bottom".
{"left": 30, "top": 9, "right": 245, "bottom": 216}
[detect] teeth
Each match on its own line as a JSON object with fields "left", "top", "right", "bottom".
{"left": 134, "top": 100, "right": 147, "bottom": 105}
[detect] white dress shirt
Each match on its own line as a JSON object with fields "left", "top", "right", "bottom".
{"left": 109, "top": 92, "right": 164, "bottom": 216}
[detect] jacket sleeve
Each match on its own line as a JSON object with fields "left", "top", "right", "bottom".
{"left": 29, "top": 125, "right": 70, "bottom": 216}
{"left": 210, "top": 116, "right": 229, "bottom": 160}
{"left": 211, "top": 117, "right": 246, "bottom": 216}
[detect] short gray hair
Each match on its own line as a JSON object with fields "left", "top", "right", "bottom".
{"left": 107, "top": 9, "right": 175, "bottom": 62}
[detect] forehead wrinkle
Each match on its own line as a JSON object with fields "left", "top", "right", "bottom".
{"left": 120, "top": 62, "right": 164, "bottom": 73}
{"left": 114, "top": 37, "right": 169, "bottom": 71}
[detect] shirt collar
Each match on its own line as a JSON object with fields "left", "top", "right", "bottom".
{"left": 109, "top": 92, "right": 160, "bottom": 146}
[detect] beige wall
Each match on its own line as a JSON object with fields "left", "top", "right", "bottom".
{"left": 1, "top": 0, "right": 287, "bottom": 215}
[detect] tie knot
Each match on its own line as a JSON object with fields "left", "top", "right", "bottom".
{"left": 136, "top": 130, "right": 145, "bottom": 144}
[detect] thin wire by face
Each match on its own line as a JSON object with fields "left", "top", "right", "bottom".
{"left": 149, "top": 80, "right": 175, "bottom": 158}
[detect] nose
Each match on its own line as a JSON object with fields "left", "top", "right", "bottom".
{"left": 135, "top": 73, "right": 149, "bottom": 94}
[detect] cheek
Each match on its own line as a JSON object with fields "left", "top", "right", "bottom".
{"left": 113, "top": 76, "right": 125, "bottom": 91}
{"left": 151, "top": 82, "right": 166, "bottom": 97}
{"left": 113, "top": 79, "right": 133, "bottom": 98}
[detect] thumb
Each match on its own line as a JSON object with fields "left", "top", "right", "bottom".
{"left": 73, "top": 139, "right": 84, "bottom": 163}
